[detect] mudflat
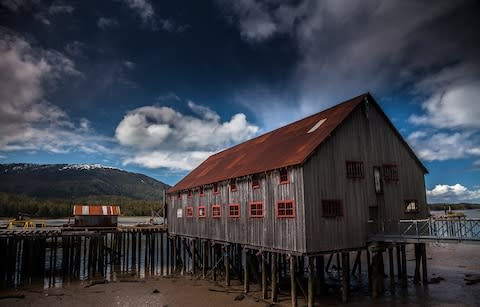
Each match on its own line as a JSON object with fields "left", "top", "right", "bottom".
{"left": 1, "top": 243, "right": 479, "bottom": 306}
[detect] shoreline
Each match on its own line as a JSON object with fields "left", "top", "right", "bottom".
{"left": 1, "top": 243, "right": 479, "bottom": 306}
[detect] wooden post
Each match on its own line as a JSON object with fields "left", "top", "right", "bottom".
{"left": 244, "top": 249, "right": 250, "bottom": 293}
{"left": 272, "top": 253, "right": 278, "bottom": 303}
{"left": 172, "top": 237, "right": 177, "bottom": 273}
{"left": 396, "top": 244, "right": 402, "bottom": 280}
{"left": 401, "top": 244, "right": 407, "bottom": 288}
{"left": 225, "top": 245, "right": 230, "bottom": 286}
{"left": 316, "top": 255, "right": 325, "bottom": 295}
{"left": 413, "top": 243, "right": 421, "bottom": 284}
{"left": 160, "top": 232, "right": 164, "bottom": 275}
{"left": 213, "top": 244, "right": 217, "bottom": 282}
{"left": 388, "top": 247, "right": 395, "bottom": 293}
{"left": 367, "top": 249, "right": 372, "bottom": 291}
{"left": 202, "top": 240, "right": 207, "bottom": 278}
{"left": 307, "top": 256, "right": 314, "bottom": 307}
{"left": 262, "top": 252, "right": 268, "bottom": 299}
{"left": 421, "top": 243, "right": 428, "bottom": 285}
{"left": 290, "top": 256, "right": 297, "bottom": 307}
{"left": 341, "top": 252, "right": 350, "bottom": 303}
{"left": 371, "top": 251, "right": 383, "bottom": 298}
{"left": 192, "top": 239, "right": 196, "bottom": 275}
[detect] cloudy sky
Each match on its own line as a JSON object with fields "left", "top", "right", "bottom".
{"left": 1, "top": 0, "right": 479, "bottom": 203}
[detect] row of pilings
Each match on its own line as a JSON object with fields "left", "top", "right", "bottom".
{"left": 0, "top": 231, "right": 429, "bottom": 305}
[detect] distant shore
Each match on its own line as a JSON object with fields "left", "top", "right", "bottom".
{"left": 1, "top": 243, "right": 479, "bottom": 306}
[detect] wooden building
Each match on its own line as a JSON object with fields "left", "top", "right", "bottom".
{"left": 73, "top": 205, "right": 121, "bottom": 227}
{"left": 167, "top": 93, "right": 428, "bottom": 255}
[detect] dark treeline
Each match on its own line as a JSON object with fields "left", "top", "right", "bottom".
{"left": 428, "top": 203, "right": 480, "bottom": 211}
{"left": 0, "top": 192, "right": 164, "bottom": 218}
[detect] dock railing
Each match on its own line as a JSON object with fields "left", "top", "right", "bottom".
{"left": 368, "top": 217, "right": 480, "bottom": 243}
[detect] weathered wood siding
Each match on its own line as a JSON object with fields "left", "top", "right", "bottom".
{"left": 303, "top": 101, "right": 428, "bottom": 253}
{"left": 168, "top": 167, "right": 306, "bottom": 253}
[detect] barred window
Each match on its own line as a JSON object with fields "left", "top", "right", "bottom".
{"left": 346, "top": 161, "right": 364, "bottom": 178}
{"left": 405, "top": 200, "right": 419, "bottom": 213}
{"left": 230, "top": 179, "right": 237, "bottom": 192}
{"left": 186, "top": 207, "right": 194, "bottom": 218}
{"left": 249, "top": 202, "right": 264, "bottom": 218}
{"left": 322, "top": 200, "right": 343, "bottom": 218}
{"left": 279, "top": 168, "right": 289, "bottom": 183}
{"left": 212, "top": 205, "right": 221, "bottom": 218}
{"left": 383, "top": 164, "right": 399, "bottom": 181}
{"left": 252, "top": 174, "right": 260, "bottom": 189}
{"left": 228, "top": 204, "right": 240, "bottom": 218}
{"left": 276, "top": 201, "right": 295, "bottom": 217}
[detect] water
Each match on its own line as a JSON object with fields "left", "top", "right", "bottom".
{"left": 430, "top": 208, "right": 480, "bottom": 218}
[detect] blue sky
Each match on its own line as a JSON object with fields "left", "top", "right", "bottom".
{"left": 0, "top": 0, "right": 479, "bottom": 203}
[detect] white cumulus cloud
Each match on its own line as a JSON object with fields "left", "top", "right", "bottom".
{"left": 115, "top": 101, "right": 259, "bottom": 170}
{"left": 0, "top": 28, "right": 114, "bottom": 155}
{"left": 427, "top": 184, "right": 480, "bottom": 203}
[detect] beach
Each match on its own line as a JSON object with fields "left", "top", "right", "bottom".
{"left": 1, "top": 242, "right": 479, "bottom": 307}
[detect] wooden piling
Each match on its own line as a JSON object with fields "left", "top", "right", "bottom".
{"left": 225, "top": 245, "right": 230, "bottom": 286}
{"left": 401, "top": 244, "right": 407, "bottom": 288}
{"left": 341, "top": 252, "right": 350, "bottom": 303}
{"left": 271, "top": 253, "right": 278, "bottom": 303}
{"left": 192, "top": 239, "right": 196, "bottom": 275}
{"left": 307, "top": 256, "right": 314, "bottom": 307}
{"left": 290, "top": 256, "right": 297, "bottom": 307}
{"left": 414, "top": 243, "right": 421, "bottom": 284}
{"left": 421, "top": 243, "right": 428, "bottom": 285}
{"left": 315, "top": 255, "right": 325, "bottom": 295}
{"left": 244, "top": 249, "right": 250, "bottom": 293}
{"left": 262, "top": 252, "right": 268, "bottom": 299}
{"left": 396, "top": 244, "right": 402, "bottom": 280}
{"left": 388, "top": 247, "right": 395, "bottom": 293}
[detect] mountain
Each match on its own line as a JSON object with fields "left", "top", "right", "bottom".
{"left": 0, "top": 163, "right": 169, "bottom": 201}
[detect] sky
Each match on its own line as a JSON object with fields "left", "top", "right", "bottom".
{"left": 0, "top": 0, "right": 479, "bottom": 203}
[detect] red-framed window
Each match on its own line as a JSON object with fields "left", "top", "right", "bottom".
{"left": 212, "top": 205, "right": 221, "bottom": 218}
{"left": 249, "top": 202, "right": 264, "bottom": 218}
{"left": 383, "top": 164, "right": 399, "bottom": 181}
{"left": 228, "top": 204, "right": 240, "bottom": 218}
{"left": 346, "top": 161, "right": 364, "bottom": 178}
{"left": 279, "top": 168, "right": 289, "bottom": 184}
{"left": 188, "top": 190, "right": 193, "bottom": 198}
{"left": 405, "top": 200, "right": 419, "bottom": 213}
{"left": 230, "top": 179, "right": 237, "bottom": 192}
{"left": 252, "top": 174, "right": 260, "bottom": 189}
{"left": 276, "top": 200, "right": 295, "bottom": 218}
{"left": 321, "top": 200, "right": 343, "bottom": 218}
{"left": 186, "top": 206, "right": 194, "bottom": 218}
{"left": 198, "top": 205, "right": 207, "bottom": 218}
{"left": 199, "top": 186, "right": 205, "bottom": 197}
{"left": 213, "top": 183, "right": 219, "bottom": 194}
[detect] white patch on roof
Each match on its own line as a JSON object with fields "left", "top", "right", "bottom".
{"left": 307, "top": 118, "right": 327, "bottom": 133}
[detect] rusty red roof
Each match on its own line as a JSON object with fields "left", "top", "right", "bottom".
{"left": 73, "top": 205, "right": 121, "bottom": 216}
{"left": 168, "top": 93, "right": 426, "bottom": 193}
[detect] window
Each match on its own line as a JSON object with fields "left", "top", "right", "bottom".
{"left": 276, "top": 200, "right": 295, "bottom": 218}
{"left": 199, "top": 186, "right": 204, "bottom": 197}
{"left": 228, "top": 204, "right": 240, "bottom": 218}
{"left": 252, "top": 174, "right": 260, "bottom": 189}
{"left": 177, "top": 192, "right": 181, "bottom": 199}
{"left": 213, "top": 183, "right": 219, "bottom": 194}
{"left": 198, "top": 206, "right": 206, "bottom": 218}
{"left": 188, "top": 190, "right": 193, "bottom": 198}
{"left": 383, "top": 164, "right": 399, "bottom": 181}
{"left": 186, "top": 206, "right": 194, "bottom": 218}
{"left": 322, "top": 200, "right": 343, "bottom": 218}
{"left": 212, "top": 205, "right": 221, "bottom": 218}
{"left": 405, "top": 200, "right": 419, "bottom": 213}
{"left": 230, "top": 179, "right": 237, "bottom": 192}
{"left": 279, "top": 168, "right": 289, "bottom": 184}
{"left": 346, "top": 161, "right": 364, "bottom": 178}
{"left": 249, "top": 202, "right": 264, "bottom": 218}
{"left": 373, "top": 166, "right": 383, "bottom": 194}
